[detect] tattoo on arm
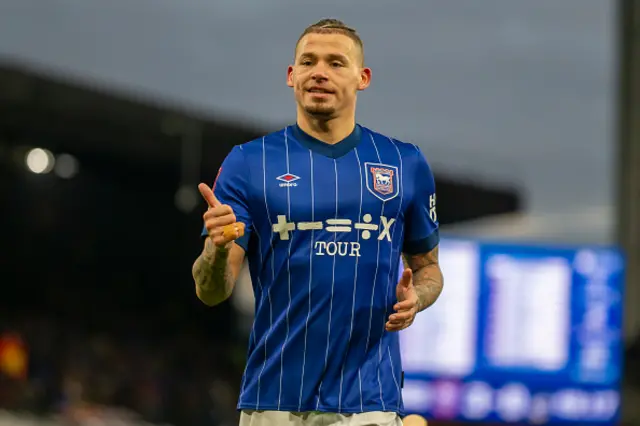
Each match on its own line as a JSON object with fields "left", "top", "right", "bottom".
{"left": 193, "top": 239, "right": 233, "bottom": 298}
{"left": 404, "top": 246, "right": 444, "bottom": 312}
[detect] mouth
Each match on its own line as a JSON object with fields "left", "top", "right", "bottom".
{"left": 307, "top": 87, "right": 334, "bottom": 95}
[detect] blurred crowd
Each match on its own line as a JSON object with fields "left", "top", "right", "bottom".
{"left": 0, "top": 314, "right": 245, "bottom": 426}
{"left": 3, "top": 315, "right": 640, "bottom": 426}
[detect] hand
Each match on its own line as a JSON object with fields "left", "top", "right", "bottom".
{"left": 403, "top": 414, "right": 428, "bottom": 426}
{"left": 386, "top": 268, "right": 419, "bottom": 332}
{"left": 198, "top": 183, "right": 245, "bottom": 247}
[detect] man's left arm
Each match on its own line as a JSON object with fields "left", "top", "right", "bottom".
{"left": 403, "top": 246, "right": 444, "bottom": 312}
{"left": 392, "top": 143, "right": 443, "bottom": 328}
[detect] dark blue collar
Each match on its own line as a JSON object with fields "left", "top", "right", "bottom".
{"left": 290, "top": 123, "right": 362, "bottom": 159}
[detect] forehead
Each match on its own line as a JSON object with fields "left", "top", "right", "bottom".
{"left": 296, "top": 33, "right": 359, "bottom": 60}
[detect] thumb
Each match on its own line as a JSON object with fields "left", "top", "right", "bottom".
{"left": 399, "top": 268, "right": 412, "bottom": 289}
{"left": 198, "top": 183, "right": 219, "bottom": 208}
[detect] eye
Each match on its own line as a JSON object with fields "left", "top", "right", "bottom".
{"left": 331, "top": 62, "right": 343, "bottom": 68}
{"left": 301, "top": 60, "right": 312, "bottom": 66}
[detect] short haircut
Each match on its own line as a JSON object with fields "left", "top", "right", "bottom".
{"left": 295, "top": 18, "right": 365, "bottom": 65}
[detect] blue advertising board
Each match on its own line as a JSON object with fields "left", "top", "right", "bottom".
{"left": 400, "top": 238, "right": 625, "bottom": 425}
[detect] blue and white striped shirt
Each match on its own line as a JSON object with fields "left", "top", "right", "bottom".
{"left": 205, "top": 123, "right": 439, "bottom": 415}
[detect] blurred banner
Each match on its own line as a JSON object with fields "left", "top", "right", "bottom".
{"left": 400, "top": 238, "right": 624, "bottom": 425}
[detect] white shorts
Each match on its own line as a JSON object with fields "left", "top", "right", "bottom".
{"left": 239, "top": 410, "right": 403, "bottom": 426}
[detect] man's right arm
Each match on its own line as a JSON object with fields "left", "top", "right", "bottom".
{"left": 194, "top": 144, "right": 252, "bottom": 307}
{"left": 192, "top": 239, "right": 245, "bottom": 306}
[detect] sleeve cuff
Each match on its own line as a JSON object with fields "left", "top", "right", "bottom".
{"left": 403, "top": 229, "right": 440, "bottom": 255}
{"left": 235, "top": 234, "right": 250, "bottom": 252}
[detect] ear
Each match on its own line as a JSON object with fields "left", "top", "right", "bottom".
{"left": 287, "top": 65, "right": 294, "bottom": 88}
{"left": 358, "top": 67, "right": 372, "bottom": 91}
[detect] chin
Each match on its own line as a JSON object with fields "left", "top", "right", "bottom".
{"left": 304, "top": 105, "right": 336, "bottom": 118}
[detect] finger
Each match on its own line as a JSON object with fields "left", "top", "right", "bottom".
{"left": 389, "top": 311, "right": 413, "bottom": 322}
{"left": 387, "top": 320, "right": 404, "bottom": 328}
{"left": 208, "top": 227, "right": 224, "bottom": 238}
{"left": 398, "top": 268, "right": 412, "bottom": 289}
{"left": 209, "top": 222, "right": 245, "bottom": 242}
{"left": 212, "top": 224, "right": 245, "bottom": 246}
{"left": 387, "top": 316, "right": 404, "bottom": 325}
{"left": 386, "top": 317, "right": 415, "bottom": 331}
{"left": 198, "top": 183, "right": 219, "bottom": 208}
{"left": 222, "top": 222, "right": 245, "bottom": 241}
{"left": 212, "top": 235, "right": 233, "bottom": 246}
{"left": 394, "top": 299, "right": 416, "bottom": 312}
{"left": 205, "top": 218, "right": 240, "bottom": 238}
{"left": 207, "top": 224, "right": 238, "bottom": 237}
{"left": 203, "top": 205, "right": 234, "bottom": 220}
{"left": 385, "top": 321, "right": 407, "bottom": 332}
{"left": 204, "top": 211, "right": 236, "bottom": 227}
{"left": 211, "top": 231, "right": 235, "bottom": 246}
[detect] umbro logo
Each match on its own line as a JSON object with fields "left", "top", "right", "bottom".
{"left": 277, "top": 173, "right": 300, "bottom": 187}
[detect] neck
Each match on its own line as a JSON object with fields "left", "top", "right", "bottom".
{"left": 296, "top": 109, "right": 356, "bottom": 145}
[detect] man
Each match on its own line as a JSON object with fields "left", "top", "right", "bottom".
{"left": 192, "top": 18, "right": 444, "bottom": 426}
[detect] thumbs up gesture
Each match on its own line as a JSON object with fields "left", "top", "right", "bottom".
{"left": 198, "top": 183, "right": 245, "bottom": 247}
{"left": 386, "top": 268, "right": 419, "bottom": 332}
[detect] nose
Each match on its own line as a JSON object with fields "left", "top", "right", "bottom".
{"left": 310, "top": 64, "right": 329, "bottom": 82}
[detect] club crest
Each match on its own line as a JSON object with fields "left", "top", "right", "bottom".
{"left": 365, "top": 162, "right": 399, "bottom": 201}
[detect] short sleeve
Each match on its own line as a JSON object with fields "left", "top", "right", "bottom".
{"left": 200, "top": 145, "right": 252, "bottom": 251}
{"left": 402, "top": 146, "right": 439, "bottom": 255}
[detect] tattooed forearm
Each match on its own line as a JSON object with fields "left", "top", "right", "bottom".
{"left": 192, "top": 239, "right": 234, "bottom": 306}
{"left": 404, "top": 246, "right": 444, "bottom": 312}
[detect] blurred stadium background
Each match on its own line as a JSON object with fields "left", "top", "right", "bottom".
{"left": 0, "top": 0, "right": 639, "bottom": 425}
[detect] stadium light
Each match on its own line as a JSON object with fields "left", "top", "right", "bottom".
{"left": 25, "top": 148, "right": 55, "bottom": 174}
{"left": 174, "top": 184, "right": 198, "bottom": 213}
{"left": 54, "top": 153, "right": 79, "bottom": 179}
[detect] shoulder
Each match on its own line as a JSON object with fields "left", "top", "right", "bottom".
{"left": 231, "top": 127, "right": 289, "bottom": 157}
{"left": 359, "top": 125, "right": 427, "bottom": 161}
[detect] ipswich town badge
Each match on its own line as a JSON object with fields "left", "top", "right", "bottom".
{"left": 365, "top": 162, "right": 399, "bottom": 201}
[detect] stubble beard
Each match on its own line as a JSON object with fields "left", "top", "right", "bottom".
{"left": 303, "top": 104, "right": 336, "bottom": 119}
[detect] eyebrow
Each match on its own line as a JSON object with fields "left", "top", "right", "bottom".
{"left": 298, "top": 52, "right": 350, "bottom": 63}
{"left": 326, "top": 53, "right": 350, "bottom": 63}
